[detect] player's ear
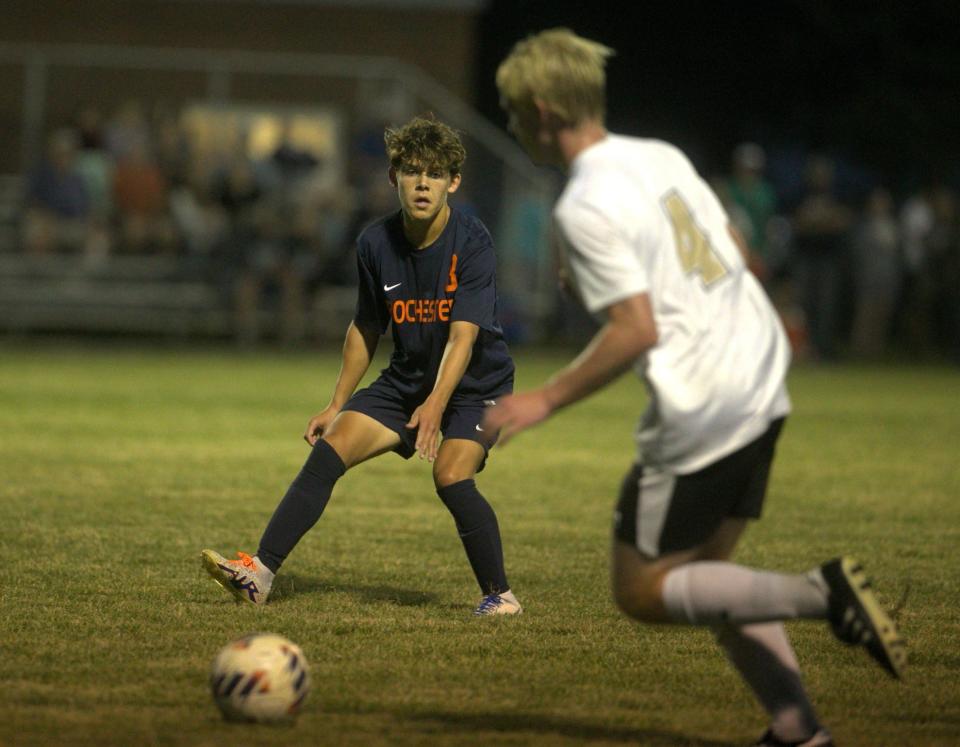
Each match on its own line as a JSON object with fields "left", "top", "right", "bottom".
{"left": 447, "top": 173, "right": 462, "bottom": 194}
{"left": 388, "top": 167, "right": 398, "bottom": 187}
{"left": 534, "top": 98, "right": 567, "bottom": 135}
{"left": 533, "top": 98, "right": 553, "bottom": 126}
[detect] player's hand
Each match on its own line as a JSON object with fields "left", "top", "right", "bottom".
{"left": 303, "top": 406, "right": 340, "bottom": 446}
{"left": 406, "top": 398, "right": 444, "bottom": 462}
{"left": 481, "top": 390, "right": 552, "bottom": 447}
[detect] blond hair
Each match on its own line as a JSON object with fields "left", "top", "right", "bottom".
{"left": 496, "top": 28, "right": 614, "bottom": 125}
{"left": 384, "top": 114, "right": 466, "bottom": 176}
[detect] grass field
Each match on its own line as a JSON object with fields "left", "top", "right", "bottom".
{"left": 1, "top": 343, "right": 958, "bottom": 746}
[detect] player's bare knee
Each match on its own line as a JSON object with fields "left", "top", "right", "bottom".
{"left": 611, "top": 549, "right": 672, "bottom": 623}
{"left": 611, "top": 573, "right": 664, "bottom": 623}
{"left": 319, "top": 434, "right": 351, "bottom": 466}
{"left": 613, "top": 573, "right": 658, "bottom": 622}
{"left": 613, "top": 587, "right": 663, "bottom": 623}
{"left": 432, "top": 464, "right": 470, "bottom": 490}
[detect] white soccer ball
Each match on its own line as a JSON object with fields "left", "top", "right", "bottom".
{"left": 210, "top": 633, "right": 311, "bottom": 723}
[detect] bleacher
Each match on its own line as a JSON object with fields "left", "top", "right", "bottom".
{"left": 0, "top": 172, "right": 227, "bottom": 336}
{"left": 0, "top": 174, "right": 18, "bottom": 253}
{"left": 0, "top": 253, "right": 230, "bottom": 337}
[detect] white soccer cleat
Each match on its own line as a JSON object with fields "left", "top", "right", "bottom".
{"left": 473, "top": 589, "right": 522, "bottom": 616}
{"left": 201, "top": 549, "right": 273, "bottom": 605}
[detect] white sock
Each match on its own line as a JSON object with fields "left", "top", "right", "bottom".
{"left": 715, "top": 622, "right": 821, "bottom": 742}
{"left": 662, "top": 562, "right": 828, "bottom": 625}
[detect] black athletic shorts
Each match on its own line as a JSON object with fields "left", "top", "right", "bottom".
{"left": 614, "top": 418, "right": 786, "bottom": 557}
{"left": 341, "top": 376, "right": 503, "bottom": 470}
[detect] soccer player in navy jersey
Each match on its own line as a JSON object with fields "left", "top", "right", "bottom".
{"left": 202, "top": 115, "right": 521, "bottom": 616}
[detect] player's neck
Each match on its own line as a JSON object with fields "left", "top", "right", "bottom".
{"left": 403, "top": 202, "right": 451, "bottom": 250}
{"left": 557, "top": 119, "right": 607, "bottom": 170}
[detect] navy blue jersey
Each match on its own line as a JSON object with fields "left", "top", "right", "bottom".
{"left": 354, "top": 207, "right": 515, "bottom": 404}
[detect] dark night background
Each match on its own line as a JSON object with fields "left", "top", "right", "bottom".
{"left": 475, "top": 1, "right": 960, "bottom": 201}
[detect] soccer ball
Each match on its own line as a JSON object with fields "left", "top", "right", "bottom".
{"left": 209, "top": 633, "right": 311, "bottom": 723}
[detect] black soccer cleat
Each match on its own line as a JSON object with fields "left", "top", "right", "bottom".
{"left": 820, "top": 556, "right": 907, "bottom": 678}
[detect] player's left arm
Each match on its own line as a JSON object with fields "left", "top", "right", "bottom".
{"left": 483, "top": 292, "right": 656, "bottom": 445}
{"left": 406, "top": 320, "right": 480, "bottom": 461}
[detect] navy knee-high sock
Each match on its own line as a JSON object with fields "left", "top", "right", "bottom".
{"left": 437, "top": 479, "right": 509, "bottom": 595}
{"left": 257, "top": 439, "right": 346, "bottom": 573}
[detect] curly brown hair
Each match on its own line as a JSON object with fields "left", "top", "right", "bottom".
{"left": 384, "top": 114, "right": 466, "bottom": 176}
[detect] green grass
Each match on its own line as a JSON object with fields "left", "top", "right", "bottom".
{"left": 1, "top": 343, "right": 958, "bottom": 746}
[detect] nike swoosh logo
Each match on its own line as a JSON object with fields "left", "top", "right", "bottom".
{"left": 384, "top": 282, "right": 402, "bottom": 291}
{"left": 475, "top": 424, "right": 484, "bottom": 432}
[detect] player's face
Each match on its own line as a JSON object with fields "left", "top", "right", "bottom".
{"left": 391, "top": 164, "right": 461, "bottom": 224}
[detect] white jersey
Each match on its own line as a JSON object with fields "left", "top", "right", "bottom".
{"left": 554, "top": 134, "right": 791, "bottom": 473}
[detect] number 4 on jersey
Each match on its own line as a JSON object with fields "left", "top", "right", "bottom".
{"left": 661, "top": 191, "right": 728, "bottom": 287}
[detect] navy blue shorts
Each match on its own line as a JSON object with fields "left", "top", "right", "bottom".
{"left": 341, "top": 376, "right": 506, "bottom": 470}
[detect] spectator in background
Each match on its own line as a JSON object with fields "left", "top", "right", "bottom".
{"left": 168, "top": 157, "right": 228, "bottom": 262}
{"left": 72, "top": 105, "right": 114, "bottom": 262}
{"left": 317, "top": 172, "right": 391, "bottom": 287}
{"left": 925, "top": 187, "right": 960, "bottom": 360}
{"left": 850, "top": 187, "right": 900, "bottom": 358}
{"left": 231, "top": 199, "right": 305, "bottom": 347}
{"left": 215, "top": 141, "right": 307, "bottom": 346}
{"left": 725, "top": 142, "right": 778, "bottom": 283}
{"left": 22, "top": 128, "right": 95, "bottom": 256}
{"left": 154, "top": 110, "right": 191, "bottom": 191}
{"left": 73, "top": 106, "right": 113, "bottom": 218}
{"left": 104, "top": 100, "right": 151, "bottom": 163}
{"left": 266, "top": 119, "right": 319, "bottom": 197}
{"left": 215, "top": 150, "right": 263, "bottom": 222}
{"left": 790, "top": 155, "right": 854, "bottom": 361}
{"left": 896, "top": 183, "right": 959, "bottom": 357}
{"left": 112, "top": 140, "right": 175, "bottom": 254}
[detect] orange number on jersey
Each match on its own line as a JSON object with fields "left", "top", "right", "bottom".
{"left": 661, "top": 191, "right": 728, "bottom": 287}
{"left": 445, "top": 254, "right": 459, "bottom": 292}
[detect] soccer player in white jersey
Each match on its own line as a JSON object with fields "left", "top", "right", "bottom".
{"left": 485, "top": 28, "right": 905, "bottom": 747}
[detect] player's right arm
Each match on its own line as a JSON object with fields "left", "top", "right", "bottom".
{"left": 303, "top": 322, "right": 380, "bottom": 446}
{"left": 304, "top": 233, "right": 387, "bottom": 445}
{"left": 482, "top": 292, "right": 655, "bottom": 445}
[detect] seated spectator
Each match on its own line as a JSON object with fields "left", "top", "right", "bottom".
{"left": 214, "top": 151, "right": 263, "bottom": 220}
{"left": 105, "top": 99, "right": 151, "bottom": 163}
{"left": 168, "top": 158, "right": 229, "bottom": 265}
{"left": 154, "top": 111, "right": 191, "bottom": 190}
{"left": 73, "top": 106, "right": 114, "bottom": 217}
{"left": 22, "top": 128, "right": 98, "bottom": 257}
{"left": 112, "top": 141, "right": 176, "bottom": 254}
{"left": 302, "top": 177, "right": 371, "bottom": 290}
{"left": 270, "top": 120, "right": 319, "bottom": 184}
{"left": 231, "top": 200, "right": 305, "bottom": 347}
{"left": 73, "top": 105, "right": 114, "bottom": 261}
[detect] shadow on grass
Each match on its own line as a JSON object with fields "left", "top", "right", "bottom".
{"left": 399, "top": 709, "right": 737, "bottom": 746}
{"left": 273, "top": 573, "right": 437, "bottom": 607}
